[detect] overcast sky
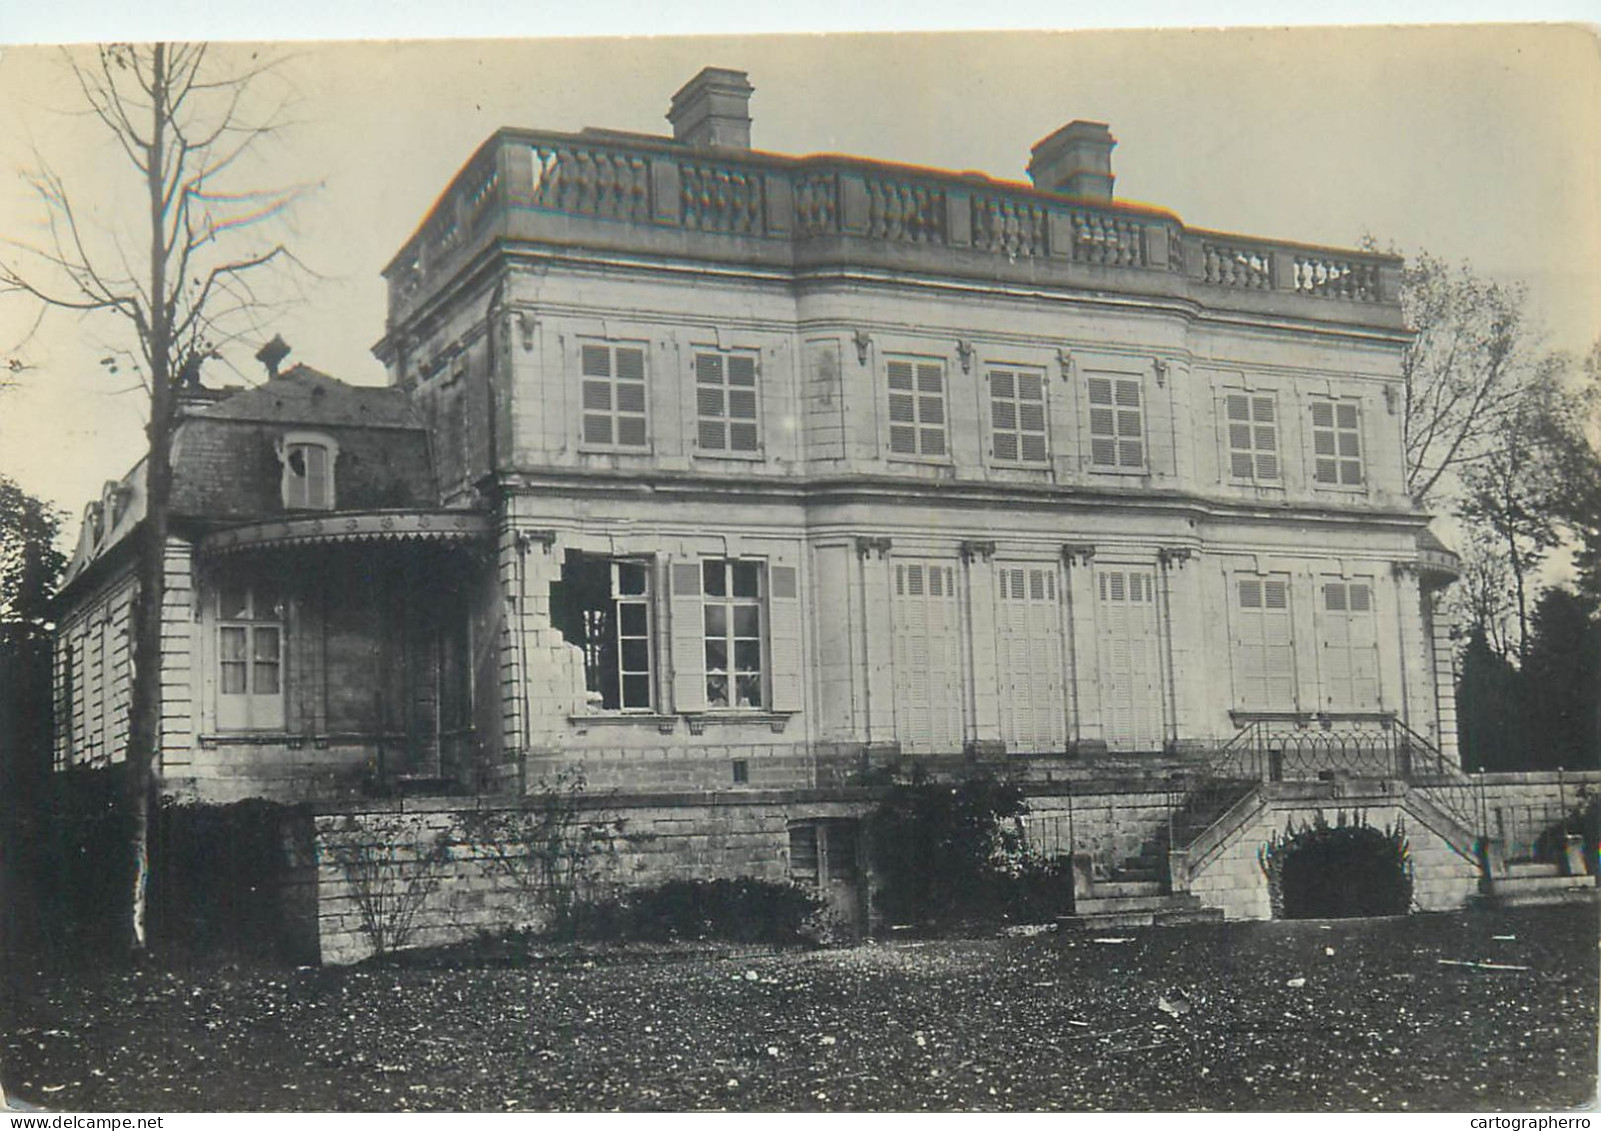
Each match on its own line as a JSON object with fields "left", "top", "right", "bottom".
{"left": 1, "top": 19, "right": 1598, "bottom": 543}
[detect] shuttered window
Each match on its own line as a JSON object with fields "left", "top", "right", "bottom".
{"left": 995, "top": 564, "right": 1068, "bottom": 752}
{"left": 668, "top": 554, "right": 803, "bottom": 714}
{"left": 1232, "top": 574, "right": 1295, "bottom": 710}
{"left": 1088, "top": 376, "right": 1144, "bottom": 469}
{"left": 580, "top": 342, "right": 649, "bottom": 449}
{"left": 989, "top": 367, "right": 1048, "bottom": 463}
{"left": 1095, "top": 567, "right": 1163, "bottom": 750}
{"left": 1225, "top": 393, "right": 1280, "bottom": 482}
{"left": 887, "top": 359, "right": 947, "bottom": 458}
{"left": 695, "top": 351, "right": 761, "bottom": 453}
{"left": 892, "top": 560, "right": 965, "bottom": 752}
{"left": 1320, "top": 578, "right": 1380, "bottom": 709}
{"left": 701, "top": 560, "right": 764, "bottom": 708}
{"left": 1311, "top": 399, "right": 1364, "bottom": 486}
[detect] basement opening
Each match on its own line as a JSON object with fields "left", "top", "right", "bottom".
{"left": 1263, "top": 815, "right": 1413, "bottom": 919}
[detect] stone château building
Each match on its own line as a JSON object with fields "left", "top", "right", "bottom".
{"left": 57, "top": 68, "right": 1592, "bottom": 956}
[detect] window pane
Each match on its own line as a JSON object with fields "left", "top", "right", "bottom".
{"left": 734, "top": 640, "right": 761, "bottom": 672}
{"left": 220, "top": 662, "right": 247, "bottom": 695}
{"left": 1021, "top": 434, "right": 1047, "bottom": 462}
{"left": 698, "top": 420, "right": 726, "bottom": 450}
{"left": 730, "top": 423, "right": 759, "bottom": 451}
{"left": 583, "top": 415, "right": 613, "bottom": 444}
{"left": 887, "top": 362, "right": 914, "bottom": 390}
{"left": 1311, "top": 401, "right": 1334, "bottom": 428}
{"left": 1018, "top": 403, "right": 1045, "bottom": 432}
{"left": 994, "top": 432, "right": 1018, "bottom": 461}
{"left": 735, "top": 673, "right": 763, "bottom": 708}
{"left": 993, "top": 400, "right": 1017, "bottom": 430}
{"left": 696, "top": 353, "right": 724, "bottom": 384}
{"left": 1338, "top": 431, "right": 1361, "bottom": 457}
{"left": 921, "top": 429, "right": 946, "bottom": 456}
{"left": 1117, "top": 412, "right": 1141, "bottom": 437}
{"left": 1229, "top": 423, "right": 1252, "bottom": 450}
{"left": 705, "top": 639, "right": 729, "bottom": 672}
{"left": 1018, "top": 372, "right": 1042, "bottom": 400}
{"left": 1253, "top": 397, "right": 1275, "bottom": 423}
{"left": 581, "top": 345, "right": 611, "bottom": 377}
{"left": 706, "top": 674, "right": 730, "bottom": 707}
{"left": 1089, "top": 408, "right": 1115, "bottom": 436}
{"left": 615, "top": 348, "right": 646, "bottom": 382}
{"left": 991, "top": 370, "right": 1015, "bottom": 397}
{"left": 1226, "top": 394, "right": 1249, "bottom": 421}
{"left": 620, "top": 637, "right": 650, "bottom": 673}
{"left": 615, "top": 382, "right": 646, "bottom": 414}
{"left": 253, "top": 626, "right": 280, "bottom": 663}
{"left": 254, "top": 660, "right": 280, "bottom": 696}
{"left": 616, "top": 417, "right": 648, "bottom": 447}
{"left": 727, "top": 389, "right": 757, "bottom": 419}
{"left": 732, "top": 562, "right": 760, "bottom": 597}
{"left": 917, "top": 366, "right": 942, "bottom": 394}
{"left": 1336, "top": 403, "right": 1358, "bottom": 429}
{"left": 889, "top": 425, "right": 917, "bottom": 454}
{"left": 1088, "top": 378, "right": 1113, "bottom": 405}
{"left": 697, "top": 385, "right": 725, "bottom": 417}
{"left": 618, "top": 602, "right": 648, "bottom": 636}
{"left": 616, "top": 562, "right": 648, "bottom": 596}
{"left": 728, "top": 356, "right": 757, "bottom": 385}
{"left": 1340, "top": 461, "right": 1363, "bottom": 485}
{"left": 733, "top": 605, "right": 760, "bottom": 636}
{"left": 888, "top": 394, "right": 915, "bottom": 424}
{"left": 917, "top": 396, "right": 943, "bottom": 426}
{"left": 582, "top": 380, "right": 612, "bottom": 411}
{"left": 621, "top": 674, "right": 651, "bottom": 709}
{"left": 220, "top": 625, "right": 247, "bottom": 660}
{"left": 704, "top": 604, "right": 728, "bottom": 636}
{"left": 703, "top": 561, "right": 726, "bottom": 596}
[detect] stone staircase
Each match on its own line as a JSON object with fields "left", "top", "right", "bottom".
{"left": 1477, "top": 860, "right": 1599, "bottom": 908}
{"left": 1059, "top": 878, "right": 1224, "bottom": 929}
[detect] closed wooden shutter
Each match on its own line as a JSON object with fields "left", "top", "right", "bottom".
{"left": 995, "top": 564, "right": 1067, "bottom": 752}
{"left": 768, "top": 562, "right": 803, "bottom": 711}
{"left": 669, "top": 560, "right": 704, "bottom": 712}
{"left": 1232, "top": 575, "right": 1295, "bottom": 710}
{"left": 1096, "top": 567, "right": 1163, "bottom": 750}
{"left": 892, "top": 560, "right": 965, "bottom": 753}
{"left": 1321, "top": 579, "right": 1379, "bottom": 710}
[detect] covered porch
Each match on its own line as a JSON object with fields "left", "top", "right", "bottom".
{"left": 177, "top": 511, "right": 499, "bottom": 801}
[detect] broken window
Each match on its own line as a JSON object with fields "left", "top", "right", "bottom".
{"left": 279, "top": 432, "right": 337, "bottom": 509}
{"left": 552, "top": 553, "right": 655, "bottom": 711}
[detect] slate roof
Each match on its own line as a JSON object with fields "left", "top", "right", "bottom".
{"left": 189, "top": 365, "right": 423, "bottom": 430}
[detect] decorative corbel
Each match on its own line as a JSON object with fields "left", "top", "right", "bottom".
{"left": 1383, "top": 384, "right": 1398, "bottom": 415}
{"left": 1057, "top": 348, "right": 1077, "bottom": 383}
{"left": 959, "top": 539, "right": 996, "bottom": 564}
{"left": 1158, "top": 546, "right": 1194, "bottom": 568}
{"left": 1391, "top": 560, "right": 1418, "bottom": 580}
{"left": 854, "top": 535, "right": 893, "bottom": 560}
{"left": 516, "top": 529, "right": 558, "bottom": 555}
{"left": 956, "top": 339, "right": 976, "bottom": 375}
{"left": 1061, "top": 543, "right": 1096, "bottom": 567}
{"left": 853, "top": 330, "right": 873, "bottom": 366}
{"left": 1153, "top": 358, "right": 1170, "bottom": 388}
{"left": 513, "top": 311, "right": 536, "bottom": 352}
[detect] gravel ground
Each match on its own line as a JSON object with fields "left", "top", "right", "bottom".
{"left": 2, "top": 904, "right": 1595, "bottom": 1112}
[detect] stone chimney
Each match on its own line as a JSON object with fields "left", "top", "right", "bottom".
{"left": 1027, "top": 121, "right": 1116, "bottom": 201}
{"left": 668, "top": 67, "right": 754, "bottom": 150}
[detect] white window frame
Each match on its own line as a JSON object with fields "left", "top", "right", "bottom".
{"left": 1310, "top": 397, "right": 1365, "bottom": 488}
{"left": 578, "top": 340, "right": 650, "bottom": 452}
{"left": 700, "top": 559, "right": 766, "bottom": 709}
{"left": 1223, "top": 391, "right": 1281, "bottom": 484}
{"left": 278, "top": 431, "right": 338, "bottom": 511}
{"left": 1232, "top": 572, "right": 1296, "bottom": 711}
{"left": 215, "top": 582, "right": 285, "bottom": 731}
{"left": 1086, "top": 373, "right": 1146, "bottom": 472}
{"left": 605, "top": 559, "right": 655, "bottom": 712}
{"left": 885, "top": 356, "right": 949, "bottom": 461}
{"left": 988, "top": 365, "right": 1049, "bottom": 465}
{"left": 694, "top": 349, "right": 762, "bottom": 457}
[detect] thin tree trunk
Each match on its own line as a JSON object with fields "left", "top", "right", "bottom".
{"left": 123, "top": 43, "right": 175, "bottom": 955}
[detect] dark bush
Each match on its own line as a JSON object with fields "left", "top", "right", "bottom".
{"left": 586, "top": 877, "right": 823, "bottom": 945}
{"left": 1533, "top": 792, "right": 1600, "bottom": 875}
{"left": 867, "top": 773, "right": 1072, "bottom": 929}
{"left": 1261, "top": 811, "right": 1413, "bottom": 919}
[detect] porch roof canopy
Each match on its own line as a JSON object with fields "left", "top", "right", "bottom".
{"left": 199, "top": 509, "right": 493, "bottom": 556}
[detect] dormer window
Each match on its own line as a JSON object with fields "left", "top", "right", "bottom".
{"left": 278, "top": 432, "right": 338, "bottom": 510}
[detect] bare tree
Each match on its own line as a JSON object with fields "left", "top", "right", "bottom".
{"left": 0, "top": 43, "right": 304, "bottom": 953}
{"left": 1396, "top": 251, "right": 1539, "bottom": 506}
{"left": 1458, "top": 356, "right": 1590, "bottom": 664}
